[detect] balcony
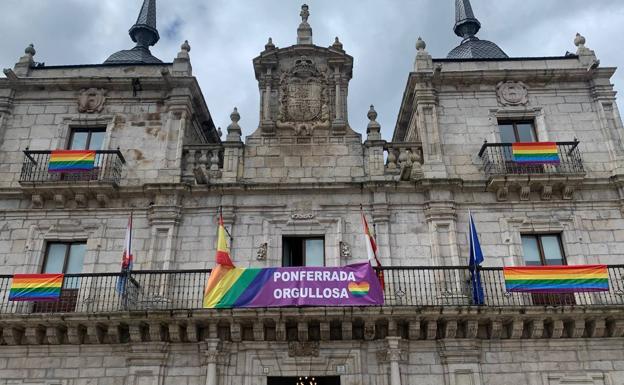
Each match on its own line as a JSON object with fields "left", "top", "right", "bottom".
{"left": 478, "top": 141, "right": 585, "bottom": 201}
{"left": 1, "top": 266, "right": 623, "bottom": 315}
{"left": 1, "top": 266, "right": 623, "bottom": 345}
{"left": 19, "top": 149, "right": 126, "bottom": 208}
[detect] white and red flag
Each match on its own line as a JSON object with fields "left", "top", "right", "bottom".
{"left": 361, "top": 210, "right": 384, "bottom": 287}
{"left": 121, "top": 212, "right": 133, "bottom": 272}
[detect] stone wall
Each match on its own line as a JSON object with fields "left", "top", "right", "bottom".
{"left": 0, "top": 338, "right": 622, "bottom": 385}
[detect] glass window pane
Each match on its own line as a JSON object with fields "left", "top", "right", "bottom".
{"left": 541, "top": 235, "right": 564, "bottom": 265}
{"left": 69, "top": 132, "right": 88, "bottom": 150}
{"left": 305, "top": 239, "right": 324, "bottom": 267}
{"left": 517, "top": 123, "right": 536, "bottom": 142}
{"left": 43, "top": 244, "right": 67, "bottom": 273}
{"left": 88, "top": 131, "right": 105, "bottom": 150}
{"left": 64, "top": 243, "right": 85, "bottom": 289}
{"left": 66, "top": 244, "right": 86, "bottom": 274}
{"left": 499, "top": 124, "right": 515, "bottom": 143}
{"left": 521, "top": 236, "right": 542, "bottom": 266}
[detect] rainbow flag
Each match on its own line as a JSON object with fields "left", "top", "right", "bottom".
{"left": 203, "top": 267, "right": 276, "bottom": 308}
{"left": 511, "top": 142, "right": 560, "bottom": 164}
{"left": 9, "top": 274, "right": 64, "bottom": 301}
{"left": 504, "top": 265, "right": 609, "bottom": 293}
{"left": 48, "top": 150, "right": 96, "bottom": 173}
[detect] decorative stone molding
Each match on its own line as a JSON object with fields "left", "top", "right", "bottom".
{"left": 78, "top": 88, "right": 106, "bottom": 113}
{"left": 290, "top": 212, "right": 315, "bottom": 220}
{"left": 496, "top": 81, "right": 528, "bottom": 106}
{"left": 288, "top": 341, "right": 319, "bottom": 357}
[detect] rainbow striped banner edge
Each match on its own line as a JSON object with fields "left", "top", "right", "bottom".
{"left": 511, "top": 142, "right": 560, "bottom": 164}
{"left": 504, "top": 265, "right": 609, "bottom": 293}
{"left": 48, "top": 150, "right": 96, "bottom": 173}
{"left": 9, "top": 273, "right": 64, "bottom": 302}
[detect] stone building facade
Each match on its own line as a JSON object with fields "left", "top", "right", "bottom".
{"left": 1, "top": 1, "right": 624, "bottom": 385}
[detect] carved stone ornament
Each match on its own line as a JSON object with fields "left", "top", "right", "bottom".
{"left": 288, "top": 341, "right": 319, "bottom": 357}
{"left": 496, "top": 81, "right": 528, "bottom": 106}
{"left": 256, "top": 242, "right": 268, "bottom": 261}
{"left": 291, "top": 212, "right": 315, "bottom": 220}
{"left": 78, "top": 88, "right": 106, "bottom": 113}
{"left": 339, "top": 241, "right": 351, "bottom": 259}
{"left": 276, "top": 56, "right": 330, "bottom": 135}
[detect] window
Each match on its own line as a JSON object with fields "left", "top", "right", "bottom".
{"left": 520, "top": 234, "right": 574, "bottom": 305}
{"left": 498, "top": 120, "right": 537, "bottom": 143}
{"left": 34, "top": 242, "right": 86, "bottom": 313}
{"left": 68, "top": 127, "right": 105, "bottom": 150}
{"left": 282, "top": 237, "right": 325, "bottom": 267}
{"left": 521, "top": 234, "right": 566, "bottom": 266}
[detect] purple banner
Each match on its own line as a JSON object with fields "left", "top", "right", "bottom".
{"left": 203, "top": 262, "right": 384, "bottom": 308}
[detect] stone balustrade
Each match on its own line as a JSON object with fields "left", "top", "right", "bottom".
{"left": 182, "top": 144, "right": 224, "bottom": 184}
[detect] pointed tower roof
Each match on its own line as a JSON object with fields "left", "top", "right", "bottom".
{"left": 104, "top": 0, "right": 162, "bottom": 64}
{"left": 447, "top": 0, "right": 508, "bottom": 59}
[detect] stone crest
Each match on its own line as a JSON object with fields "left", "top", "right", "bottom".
{"left": 276, "top": 56, "right": 330, "bottom": 135}
{"left": 78, "top": 88, "right": 106, "bottom": 113}
{"left": 496, "top": 81, "right": 528, "bottom": 106}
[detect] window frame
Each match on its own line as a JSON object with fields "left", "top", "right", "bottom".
{"left": 520, "top": 233, "right": 567, "bottom": 266}
{"left": 68, "top": 127, "right": 106, "bottom": 150}
{"left": 41, "top": 241, "right": 87, "bottom": 274}
{"left": 498, "top": 120, "right": 538, "bottom": 143}
{"left": 282, "top": 236, "right": 326, "bottom": 267}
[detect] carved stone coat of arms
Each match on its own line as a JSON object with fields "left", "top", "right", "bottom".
{"left": 276, "top": 56, "right": 330, "bottom": 135}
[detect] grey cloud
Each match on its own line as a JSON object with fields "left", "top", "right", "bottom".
{"left": 1, "top": 0, "right": 622, "bottom": 140}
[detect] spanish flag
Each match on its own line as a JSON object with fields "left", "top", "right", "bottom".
{"left": 203, "top": 212, "right": 234, "bottom": 307}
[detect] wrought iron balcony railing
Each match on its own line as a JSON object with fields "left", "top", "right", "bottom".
{"left": 478, "top": 141, "right": 584, "bottom": 178}
{"left": 19, "top": 149, "right": 126, "bottom": 186}
{"left": 1, "top": 266, "right": 623, "bottom": 315}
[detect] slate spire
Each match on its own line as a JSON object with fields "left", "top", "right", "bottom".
{"left": 103, "top": 0, "right": 162, "bottom": 64}
{"left": 454, "top": 0, "right": 481, "bottom": 41}
{"left": 129, "top": 0, "right": 160, "bottom": 47}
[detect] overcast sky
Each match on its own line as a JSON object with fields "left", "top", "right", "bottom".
{"left": 1, "top": 0, "right": 623, "bottom": 140}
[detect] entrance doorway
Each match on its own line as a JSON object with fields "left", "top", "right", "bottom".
{"left": 267, "top": 376, "right": 340, "bottom": 385}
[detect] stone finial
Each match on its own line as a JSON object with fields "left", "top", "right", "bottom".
{"left": 181, "top": 40, "right": 191, "bottom": 52}
{"left": 14, "top": 43, "right": 36, "bottom": 76}
{"left": 415, "top": 37, "right": 426, "bottom": 52}
{"left": 574, "top": 33, "right": 586, "bottom": 48}
{"left": 574, "top": 32, "right": 597, "bottom": 67}
{"left": 226, "top": 107, "right": 242, "bottom": 142}
{"left": 366, "top": 105, "right": 381, "bottom": 141}
{"left": 332, "top": 37, "right": 344, "bottom": 51}
{"left": 414, "top": 37, "right": 433, "bottom": 72}
{"left": 176, "top": 40, "right": 191, "bottom": 60}
{"left": 265, "top": 37, "right": 276, "bottom": 51}
{"left": 297, "top": 4, "right": 313, "bottom": 45}
{"left": 24, "top": 44, "right": 36, "bottom": 57}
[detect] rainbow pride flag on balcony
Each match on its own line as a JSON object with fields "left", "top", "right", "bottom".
{"left": 504, "top": 265, "right": 609, "bottom": 293}
{"left": 511, "top": 142, "right": 560, "bottom": 164}
{"left": 48, "top": 150, "right": 96, "bottom": 172}
{"left": 8, "top": 274, "right": 64, "bottom": 301}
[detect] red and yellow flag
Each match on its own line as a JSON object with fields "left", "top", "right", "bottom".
{"left": 203, "top": 213, "right": 234, "bottom": 307}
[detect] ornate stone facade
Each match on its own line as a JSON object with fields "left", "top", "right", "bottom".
{"left": 1, "top": 2, "right": 624, "bottom": 385}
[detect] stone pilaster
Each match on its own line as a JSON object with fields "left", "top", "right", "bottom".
{"left": 386, "top": 336, "right": 403, "bottom": 385}
{"left": 203, "top": 338, "right": 221, "bottom": 385}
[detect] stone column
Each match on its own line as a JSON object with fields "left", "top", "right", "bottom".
{"left": 204, "top": 338, "right": 220, "bottom": 385}
{"left": 387, "top": 336, "right": 402, "bottom": 385}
